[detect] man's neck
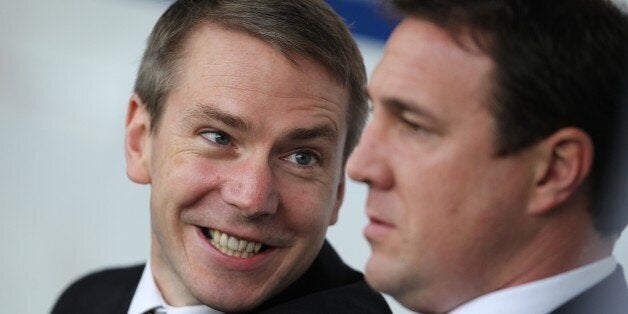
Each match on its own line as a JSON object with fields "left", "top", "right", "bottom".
{"left": 498, "top": 208, "right": 614, "bottom": 289}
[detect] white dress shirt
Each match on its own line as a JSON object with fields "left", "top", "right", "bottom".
{"left": 127, "top": 261, "right": 223, "bottom": 314}
{"left": 450, "top": 256, "right": 618, "bottom": 314}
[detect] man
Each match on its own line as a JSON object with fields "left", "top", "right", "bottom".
{"left": 52, "top": 0, "right": 390, "bottom": 313}
{"left": 348, "top": 0, "right": 628, "bottom": 313}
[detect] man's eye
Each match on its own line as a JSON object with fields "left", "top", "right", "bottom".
{"left": 399, "top": 111, "right": 430, "bottom": 134}
{"left": 401, "top": 119, "right": 425, "bottom": 133}
{"left": 200, "top": 130, "right": 231, "bottom": 145}
{"left": 286, "top": 151, "right": 319, "bottom": 166}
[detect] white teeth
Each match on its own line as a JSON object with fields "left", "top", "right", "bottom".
{"left": 246, "top": 242, "right": 255, "bottom": 253}
{"left": 208, "top": 229, "right": 264, "bottom": 259}
{"left": 227, "top": 236, "right": 239, "bottom": 250}
{"left": 220, "top": 233, "right": 228, "bottom": 247}
{"left": 212, "top": 230, "right": 219, "bottom": 243}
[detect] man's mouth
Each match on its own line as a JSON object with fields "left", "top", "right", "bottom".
{"left": 201, "top": 227, "right": 267, "bottom": 258}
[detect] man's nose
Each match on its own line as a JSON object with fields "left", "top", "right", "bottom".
{"left": 346, "top": 122, "right": 394, "bottom": 190}
{"left": 221, "top": 156, "right": 279, "bottom": 219}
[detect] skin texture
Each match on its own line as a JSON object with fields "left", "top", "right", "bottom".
{"left": 347, "top": 18, "right": 604, "bottom": 313}
{"left": 125, "top": 24, "right": 348, "bottom": 311}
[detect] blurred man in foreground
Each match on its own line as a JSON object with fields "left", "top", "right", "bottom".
{"left": 348, "top": 0, "right": 628, "bottom": 313}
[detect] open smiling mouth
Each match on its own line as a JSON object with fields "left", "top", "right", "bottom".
{"left": 201, "top": 227, "right": 268, "bottom": 258}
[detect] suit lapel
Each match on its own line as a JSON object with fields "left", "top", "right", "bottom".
{"left": 551, "top": 266, "right": 628, "bottom": 314}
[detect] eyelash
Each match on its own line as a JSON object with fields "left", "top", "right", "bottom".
{"left": 400, "top": 118, "right": 426, "bottom": 133}
{"left": 396, "top": 110, "right": 431, "bottom": 135}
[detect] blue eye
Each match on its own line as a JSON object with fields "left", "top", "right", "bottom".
{"left": 286, "top": 151, "right": 319, "bottom": 166}
{"left": 201, "top": 130, "right": 231, "bottom": 145}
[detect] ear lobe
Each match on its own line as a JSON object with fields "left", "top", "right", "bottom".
{"left": 529, "top": 127, "right": 593, "bottom": 214}
{"left": 329, "top": 175, "right": 345, "bottom": 226}
{"left": 125, "top": 93, "right": 152, "bottom": 184}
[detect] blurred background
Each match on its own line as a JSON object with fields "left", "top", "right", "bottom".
{"left": 0, "top": 1, "right": 626, "bottom": 313}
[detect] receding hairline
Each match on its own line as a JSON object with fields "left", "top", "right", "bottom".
{"left": 177, "top": 21, "right": 348, "bottom": 84}
{"left": 156, "top": 20, "right": 350, "bottom": 127}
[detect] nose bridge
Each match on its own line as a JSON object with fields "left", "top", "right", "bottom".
{"left": 222, "top": 154, "right": 278, "bottom": 218}
{"left": 347, "top": 118, "right": 393, "bottom": 189}
{"left": 349, "top": 122, "right": 380, "bottom": 169}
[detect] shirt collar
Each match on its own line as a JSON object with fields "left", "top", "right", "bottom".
{"left": 450, "top": 256, "right": 618, "bottom": 314}
{"left": 127, "top": 260, "right": 223, "bottom": 314}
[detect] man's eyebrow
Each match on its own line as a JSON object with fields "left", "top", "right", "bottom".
{"left": 366, "top": 91, "right": 435, "bottom": 120}
{"left": 381, "top": 97, "right": 438, "bottom": 122}
{"left": 183, "top": 104, "right": 252, "bottom": 131}
{"left": 285, "top": 124, "right": 338, "bottom": 142}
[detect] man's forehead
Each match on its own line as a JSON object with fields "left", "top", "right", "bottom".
{"left": 178, "top": 28, "right": 341, "bottom": 94}
{"left": 386, "top": 18, "right": 452, "bottom": 53}
{"left": 178, "top": 23, "right": 349, "bottom": 96}
{"left": 387, "top": 17, "right": 489, "bottom": 59}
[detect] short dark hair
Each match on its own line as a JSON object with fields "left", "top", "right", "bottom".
{"left": 135, "top": 0, "right": 367, "bottom": 160}
{"left": 391, "top": 0, "right": 628, "bottom": 235}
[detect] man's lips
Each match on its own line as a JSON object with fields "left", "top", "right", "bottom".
{"left": 364, "top": 217, "right": 396, "bottom": 240}
{"left": 199, "top": 226, "right": 268, "bottom": 258}
{"left": 368, "top": 214, "right": 395, "bottom": 227}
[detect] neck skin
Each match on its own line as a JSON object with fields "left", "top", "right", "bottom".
{"left": 479, "top": 189, "right": 616, "bottom": 302}
{"left": 427, "top": 192, "right": 616, "bottom": 314}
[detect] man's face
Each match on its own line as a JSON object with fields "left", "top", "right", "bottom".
{"left": 126, "top": 24, "right": 348, "bottom": 311}
{"left": 347, "top": 18, "right": 539, "bottom": 312}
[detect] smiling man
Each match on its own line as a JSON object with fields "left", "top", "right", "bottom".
{"left": 348, "top": 0, "right": 628, "bottom": 313}
{"left": 51, "top": 1, "right": 390, "bottom": 313}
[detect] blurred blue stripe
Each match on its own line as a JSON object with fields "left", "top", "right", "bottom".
{"left": 153, "top": 0, "right": 395, "bottom": 41}
{"left": 325, "top": 0, "right": 396, "bottom": 41}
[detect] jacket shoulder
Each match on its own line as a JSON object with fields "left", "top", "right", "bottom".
{"left": 254, "top": 241, "right": 391, "bottom": 313}
{"left": 51, "top": 264, "right": 144, "bottom": 314}
{"left": 552, "top": 266, "right": 628, "bottom": 314}
{"left": 260, "top": 280, "right": 392, "bottom": 314}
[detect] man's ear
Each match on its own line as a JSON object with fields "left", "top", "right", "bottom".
{"left": 528, "top": 127, "right": 593, "bottom": 214}
{"left": 329, "top": 175, "right": 345, "bottom": 226}
{"left": 125, "top": 93, "right": 152, "bottom": 184}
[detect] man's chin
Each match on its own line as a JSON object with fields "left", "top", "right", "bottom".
{"left": 365, "top": 253, "right": 382, "bottom": 279}
{"left": 365, "top": 254, "right": 401, "bottom": 294}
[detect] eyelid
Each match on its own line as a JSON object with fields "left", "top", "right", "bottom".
{"left": 399, "top": 111, "right": 430, "bottom": 133}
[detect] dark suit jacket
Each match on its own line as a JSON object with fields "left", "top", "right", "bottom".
{"left": 51, "top": 240, "right": 391, "bottom": 314}
{"left": 551, "top": 266, "right": 628, "bottom": 314}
